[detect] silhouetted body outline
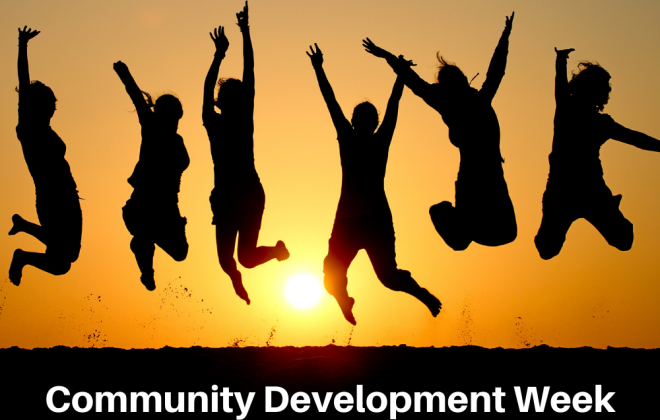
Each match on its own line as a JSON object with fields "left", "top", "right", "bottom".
{"left": 8, "top": 27, "right": 82, "bottom": 286}
{"left": 114, "top": 61, "right": 189, "bottom": 291}
{"left": 363, "top": 13, "right": 517, "bottom": 251}
{"left": 535, "top": 48, "right": 660, "bottom": 259}
{"left": 203, "top": 2, "right": 289, "bottom": 305}
{"left": 307, "top": 43, "right": 441, "bottom": 325}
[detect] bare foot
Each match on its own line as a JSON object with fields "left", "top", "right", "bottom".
{"left": 8, "top": 214, "right": 25, "bottom": 236}
{"left": 230, "top": 272, "right": 250, "bottom": 305}
{"left": 338, "top": 296, "right": 356, "bottom": 325}
{"left": 418, "top": 288, "right": 441, "bottom": 317}
{"left": 140, "top": 275, "right": 156, "bottom": 291}
{"left": 9, "top": 249, "right": 25, "bottom": 286}
{"left": 275, "top": 240, "right": 290, "bottom": 262}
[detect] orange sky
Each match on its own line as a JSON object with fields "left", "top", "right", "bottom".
{"left": 1, "top": 0, "right": 660, "bottom": 349}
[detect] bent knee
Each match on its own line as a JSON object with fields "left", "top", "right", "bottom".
{"left": 609, "top": 229, "right": 633, "bottom": 251}
{"left": 50, "top": 260, "right": 72, "bottom": 276}
{"left": 535, "top": 235, "right": 561, "bottom": 260}
{"left": 171, "top": 244, "right": 189, "bottom": 262}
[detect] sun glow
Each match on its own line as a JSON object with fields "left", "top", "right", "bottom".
{"left": 285, "top": 274, "right": 322, "bottom": 309}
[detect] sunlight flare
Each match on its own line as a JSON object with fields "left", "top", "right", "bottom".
{"left": 285, "top": 274, "right": 322, "bottom": 309}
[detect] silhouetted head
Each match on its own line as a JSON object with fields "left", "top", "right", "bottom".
{"left": 569, "top": 62, "right": 611, "bottom": 111}
{"left": 154, "top": 94, "right": 183, "bottom": 120}
{"left": 17, "top": 80, "right": 56, "bottom": 121}
{"left": 351, "top": 101, "right": 379, "bottom": 136}
{"left": 215, "top": 78, "right": 245, "bottom": 112}
{"left": 435, "top": 55, "right": 473, "bottom": 99}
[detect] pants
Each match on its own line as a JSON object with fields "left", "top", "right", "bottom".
{"left": 323, "top": 206, "right": 417, "bottom": 297}
{"left": 535, "top": 181, "right": 633, "bottom": 259}
{"left": 36, "top": 191, "right": 83, "bottom": 263}
{"left": 123, "top": 192, "right": 188, "bottom": 277}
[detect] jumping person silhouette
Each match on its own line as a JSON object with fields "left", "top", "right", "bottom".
{"left": 203, "top": 2, "right": 289, "bottom": 305}
{"left": 535, "top": 48, "right": 660, "bottom": 259}
{"left": 8, "top": 27, "right": 83, "bottom": 286}
{"left": 307, "top": 43, "right": 441, "bottom": 325}
{"left": 114, "top": 61, "right": 189, "bottom": 291}
{"left": 363, "top": 13, "right": 517, "bottom": 251}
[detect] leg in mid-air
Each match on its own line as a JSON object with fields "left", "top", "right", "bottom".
{"left": 585, "top": 194, "right": 634, "bottom": 252}
{"left": 8, "top": 214, "right": 47, "bottom": 243}
{"left": 323, "top": 219, "right": 361, "bottom": 325}
{"left": 8, "top": 249, "right": 72, "bottom": 286}
{"left": 365, "top": 208, "right": 441, "bottom": 317}
{"left": 429, "top": 201, "right": 472, "bottom": 251}
{"left": 534, "top": 196, "right": 576, "bottom": 260}
{"left": 468, "top": 178, "right": 517, "bottom": 247}
{"left": 154, "top": 210, "right": 189, "bottom": 263}
{"left": 215, "top": 219, "right": 249, "bottom": 305}
{"left": 235, "top": 185, "right": 289, "bottom": 269}
{"left": 129, "top": 236, "right": 156, "bottom": 291}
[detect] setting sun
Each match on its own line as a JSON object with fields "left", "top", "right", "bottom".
{"left": 285, "top": 274, "right": 322, "bottom": 309}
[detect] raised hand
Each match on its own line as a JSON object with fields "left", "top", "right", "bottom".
{"left": 505, "top": 11, "right": 514, "bottom": 32}
{"left": 396, "top": 54, "right": 416, "bottom": 68}
{"left": 306, "top": 43, "right": 323, "bottom": 67}
{"left": 236, "top": 1, "right": 249, "bottom": 29}
{"left": 113, "top": 60, "right": 129, "bottom": 74}
{"left": 210, "top": 26, "right": 229, "bottom": 55}
{"left": 555, "top": 47, "right": 575, "bottom": 58}
{"left": 18, "top": 26, "right": 40, "bottom": 44}
{"left": 362, "top": 37, "right": 390, "bottom": 59}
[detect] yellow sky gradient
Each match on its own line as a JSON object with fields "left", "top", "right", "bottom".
{"left": 1, "top": 0, "right": 660, "bottom": 349}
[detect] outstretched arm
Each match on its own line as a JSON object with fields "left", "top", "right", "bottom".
{"left": 17, "top": 26, "right": 40, "bottom": 123}
{"left": 237, "top": 2, "right": 254, "bottom": 104}
{"left": 17, "top": 26, "right": 39, "bottom": 91}
{"left": 611, "top": 122, "right": 660, "bottom": 152}
{"left": 113, "top": 61, "right": 151, "bottom": 121}
{"left": 306, "top": 44, "right": 351, "bottom": 137}
{"left": 377, "top": 74, "right": 405, "bottom": 141}
{"left": 204, "top": 26, "right": 229, "bottom": 120}
{"left": 363, "top": 38, "right": 433, "bottom": 103}
{"left": 554, "top": 47, "right": 574, "bottom": 107}
{"left": 480, "top": 12, "right": 514, "bottom": 102}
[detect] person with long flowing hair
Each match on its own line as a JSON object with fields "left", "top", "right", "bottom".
{"left": 535, "top": 48, "right": 660, "bottom": 259}
{"left": 363, "top": 13, "right": 517, "bottom": 251}
{"left": 8, "top": 27, "right": 83, "bottom": 286}
{"left": 307, "top": 43, "right": 441, "bottom": 325}
{"left": 203, "top": 2, "right": 289, "bottom": 305}
{"left": 114, "top": 61, "right": 189, "bottom": 291}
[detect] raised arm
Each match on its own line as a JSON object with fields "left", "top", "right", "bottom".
{"left": 306, "top": 44, "right": 352, "bottom": 137}
{"left": 113, "top": 61, "right": 151, "bottom": 121}
{"left": 480, "top": 12, "right": 514, "bottom": 102}
{"left": 17, "top": 26, "right": 40, "bottom": 123}
{"left": 204, "top": 26, "right": 229, "bottom": 120}
{"left": 377, "top": 74, "right": 405, "bottom": 140}
{"left": 554, "top": 47, "right": 574, "bottom": 106}
{"left": 363, "top": 38, "right": 433, "bottom": 103}
{"left": 237, "top": 2, "right": 254, "bottom": 102}
{"left": 611, "top": 122, "right": 660, "bottom": 152}
{"left": 17, "top": 27, "right": 40, "bottom": 91}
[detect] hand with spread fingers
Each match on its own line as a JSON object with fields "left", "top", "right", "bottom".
{"left": 306, "top": 43, "right": 323, "bottom": 68}
{"left": 18, "top": 26, "right": 40, "bottom": 44}
{"left": 210, "top": 26, "right": 229, "bottom": 55}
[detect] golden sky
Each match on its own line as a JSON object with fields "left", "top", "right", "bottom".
{"left": 1, "top": 0, "right": 660, "bottom": 349}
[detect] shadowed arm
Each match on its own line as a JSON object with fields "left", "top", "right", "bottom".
{"left": 363, "top": 38, "right": 433, "bottom": 103}
{"left": 554, "top": 47, "right": 574, "bottom": 106}
{"left": 611, "top": 122, "right": 660, "bottom": 152}
{"left": 480, "top": 12, "right": 514, "bottom": 102}
{"left": 306, "top": 43, "right": 352, "bottom": 137}
{"left": 204, "top": 26, "right": 229, "bottom": 121}
{"left": 377, "top": 75, "right": 405, "bottom": 141}
{"left": 17, "top": 26, "right": 40, "bottom": 123}
{"left": 113, "top": 61, "right": 151, "bottom": 122}
{"left": 238, "top": 2, "right": 254, "bottom": 110}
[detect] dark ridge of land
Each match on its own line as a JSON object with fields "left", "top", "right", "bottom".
{"left": 1, "top": 345, "right": 657, "bottom": 417}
